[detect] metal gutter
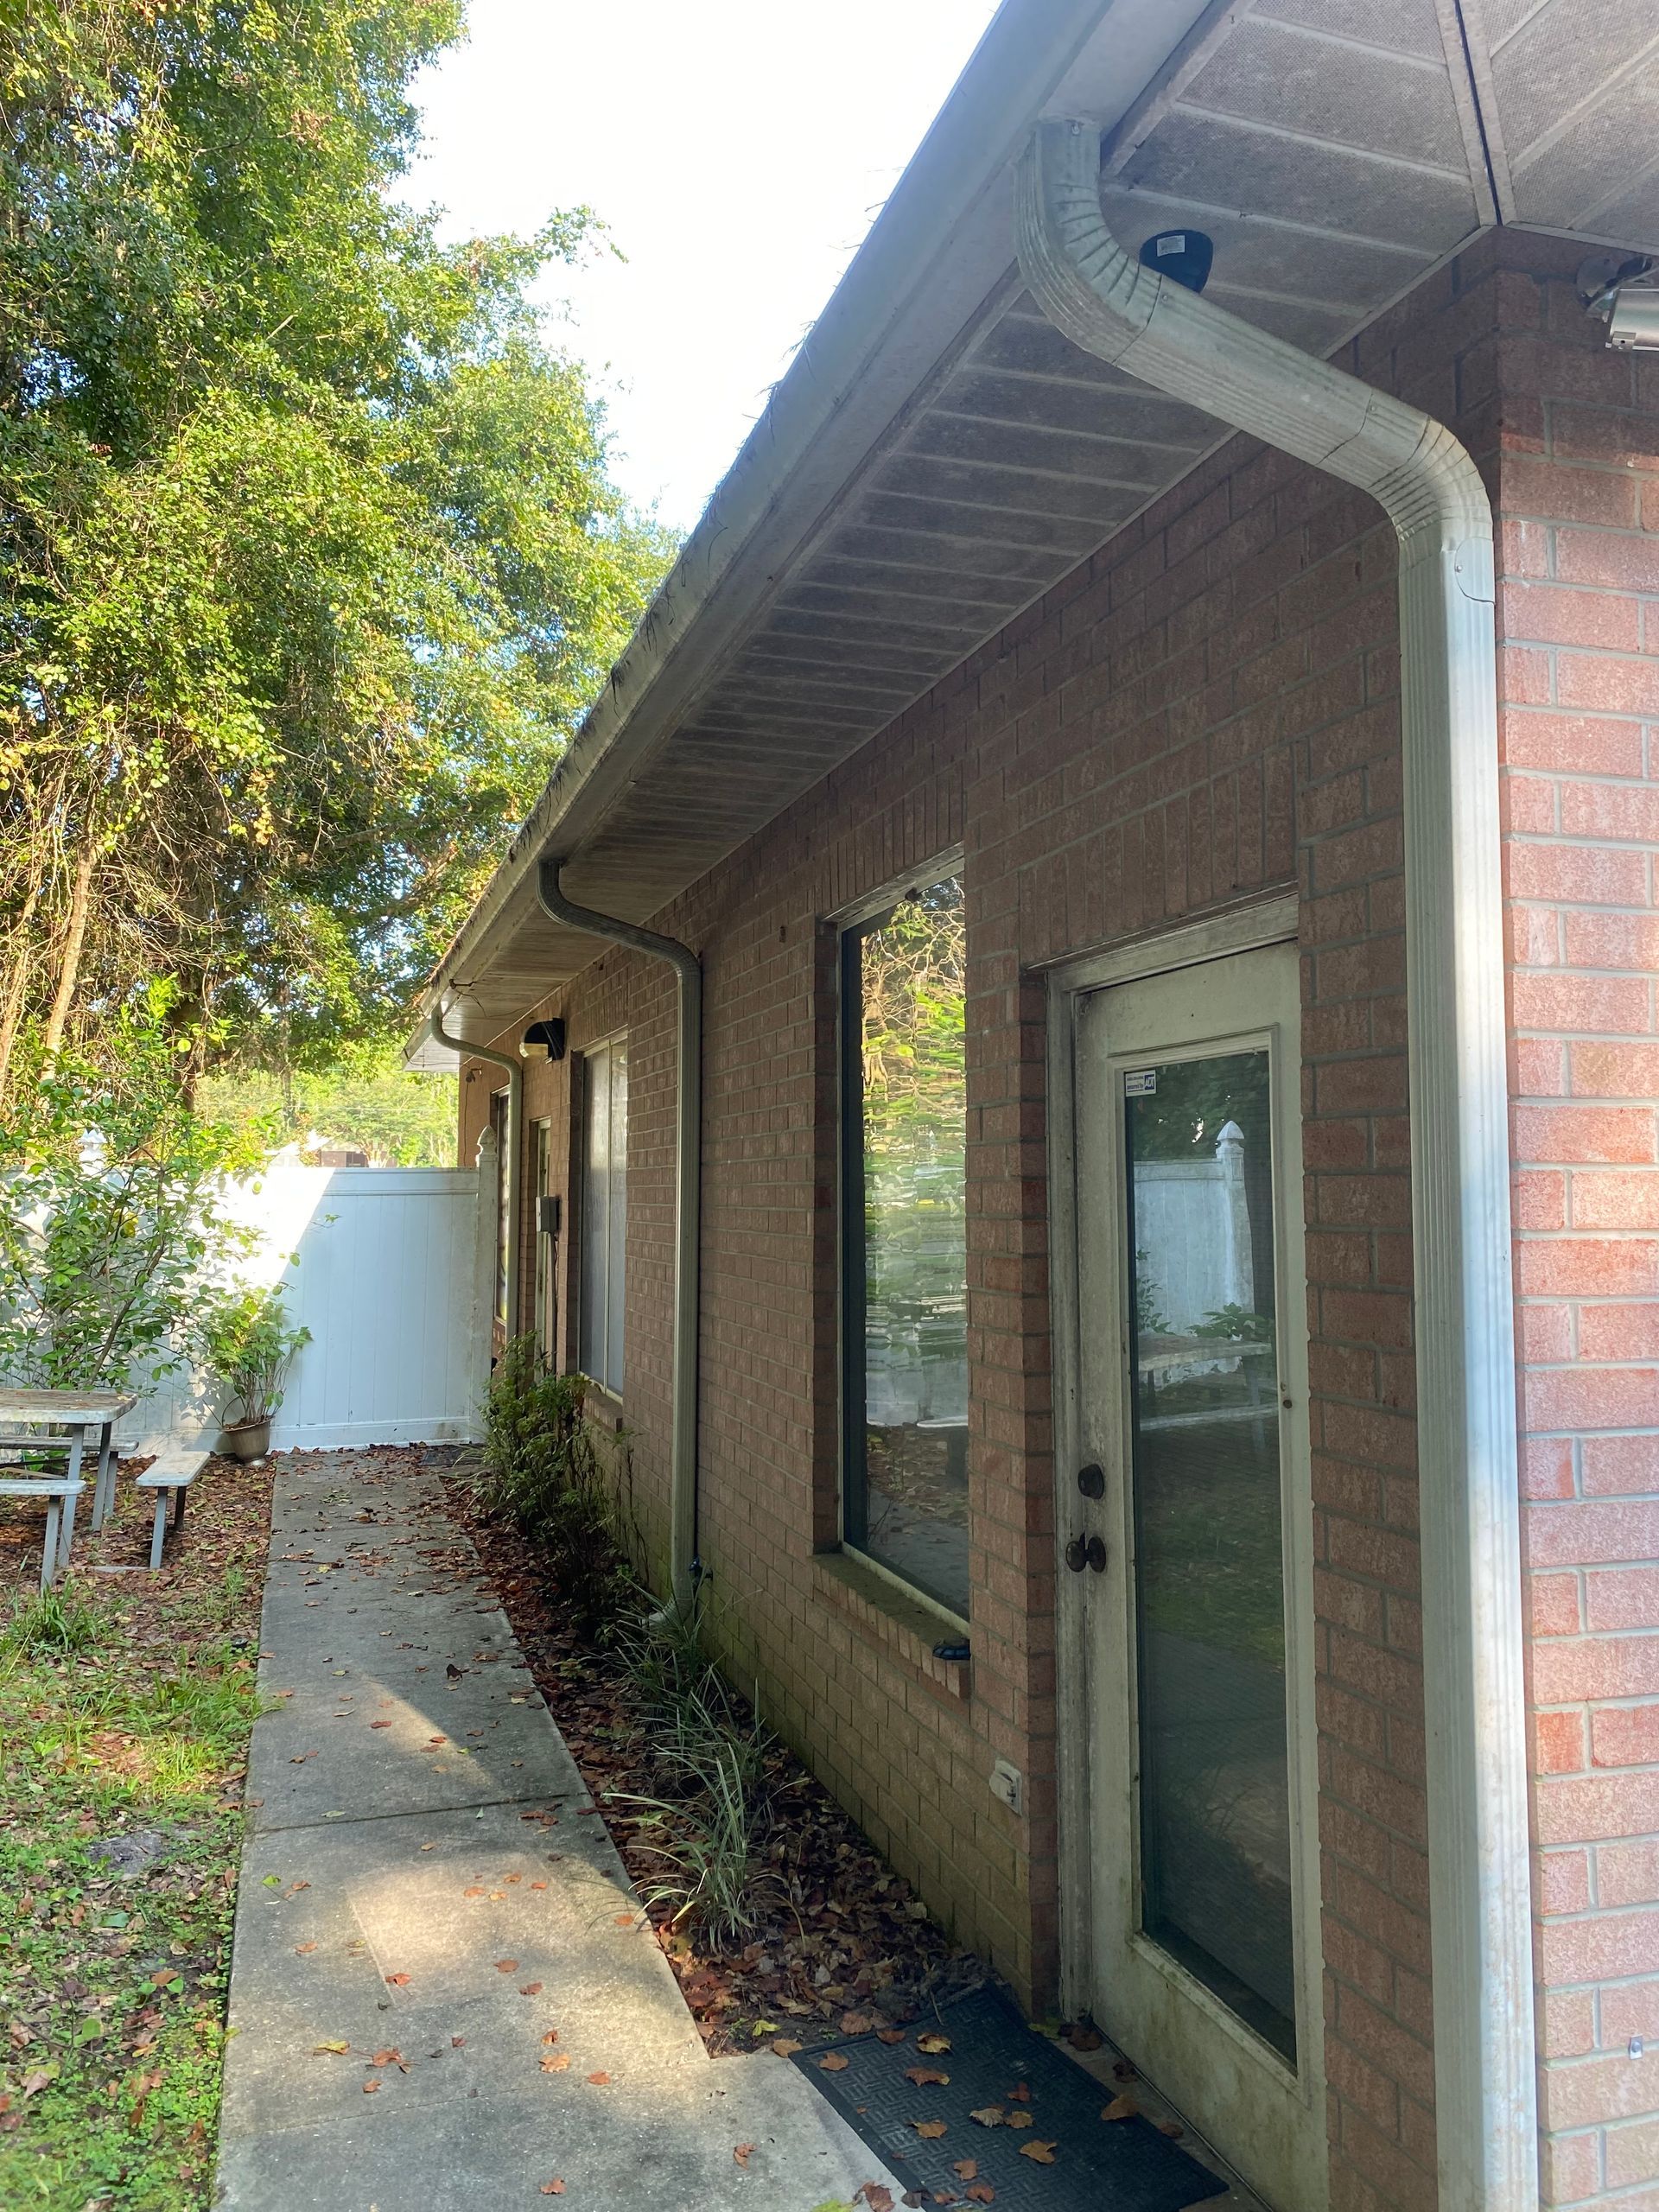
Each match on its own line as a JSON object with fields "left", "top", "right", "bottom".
{"left": 536, "top": 861, "right": 702, "bottom": 1619}
{"left": 1016, "top": 118, "right": 1533, "bottom": 2212}
{"left": 429, "top": 1001, "right": 524, "bottom": 1341}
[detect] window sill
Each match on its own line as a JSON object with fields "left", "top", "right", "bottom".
{"left": 811, "top": 1548, "right": 971, "bottom": 1706}
{"left": 579, "top": 1381, "right": 626, "bottom": 1433}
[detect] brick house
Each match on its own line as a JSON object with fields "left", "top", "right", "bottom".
{"left": 405, "top": 5, "right": 1659, "bottom": 2208}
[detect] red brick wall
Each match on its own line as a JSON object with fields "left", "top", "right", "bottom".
{"left": 1495, "top": 232, "right": 1659, "bottom": 2208}
{"left": 460, "top": 239, "right": 1604, "bottom": 2212}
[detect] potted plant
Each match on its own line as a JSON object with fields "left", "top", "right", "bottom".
{"left": 194, "top": 1288, "right": 311, "bottom": 1460}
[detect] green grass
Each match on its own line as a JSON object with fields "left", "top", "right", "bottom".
{"left": 0, "top": 1487, "right": 268, "bottom": 2209}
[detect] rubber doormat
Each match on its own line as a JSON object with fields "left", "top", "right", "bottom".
{"left": 791, "top": 1986, "right": 1229, "bottom": 2210}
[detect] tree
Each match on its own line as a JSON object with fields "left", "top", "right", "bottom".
{"left": 0, "top": 993, "right": 261, "bottom": 1389}
{"left": 0, "top": 0, "right": 675, "bottom": 1094}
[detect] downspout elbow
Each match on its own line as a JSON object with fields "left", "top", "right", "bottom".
{"left": 535, "top": 859, "right": 701, "bottom": 1624}
{"left": 430, "top": 997, "right": 524, "bottom": 1340}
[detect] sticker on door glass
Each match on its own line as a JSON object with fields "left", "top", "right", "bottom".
{"left": 1123, "top": 1069, "right": 1158, "bottom": 1096}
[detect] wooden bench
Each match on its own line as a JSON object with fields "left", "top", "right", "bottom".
{"left": 0, "top": 1476, "right": 86, "bottom": 1592}
{"left": 135, "top": 1446, "right": 210, "bottom": 1569}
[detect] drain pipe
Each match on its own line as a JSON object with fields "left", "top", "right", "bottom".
{"left": 1017, "top": 122, "right": 1533, "bottom": 2212}
{"left": 430, "top": 995, "right": 523, "bottom": 1340}
{"left": 536, "top": 859, "right": 701, "bottom": 1620}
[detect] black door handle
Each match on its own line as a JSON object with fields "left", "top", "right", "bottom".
{"left": 1077, "top": 1463, "right": 1106, "bottom": 1499}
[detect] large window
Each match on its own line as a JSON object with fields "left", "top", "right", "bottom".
{"left": 841, "top": 873, "right": 969, "bottom": 1618}
{"left": 579, "top": 1039, "right": 627, "bottom": 1395}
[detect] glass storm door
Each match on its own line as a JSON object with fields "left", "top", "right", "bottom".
{"left": 1071, "top": 944, "right": 1324, "bottom": 2211}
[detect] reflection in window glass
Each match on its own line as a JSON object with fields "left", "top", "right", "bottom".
{"left": 1123, "top": 1050, "right": 1294, "bottom": 2059}
{"left": 580, "top": 1039, "right": 627, "bottom": 1395}
{"left": 842, "top": 876, "right": 969, "bottom": 1618}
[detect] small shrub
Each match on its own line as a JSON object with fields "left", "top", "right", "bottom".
{"left": 480, "top": 1337, "right": 628, "bottom": 1635}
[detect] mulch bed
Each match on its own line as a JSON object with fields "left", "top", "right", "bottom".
{"left": 428, "top": 1444, "right": 988, "bottom": 2056}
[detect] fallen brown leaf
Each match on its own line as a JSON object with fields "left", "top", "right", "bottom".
{"left": 966, "top": 2187, "right": 995, "bottom": 2204}
{"left": 840, "top": 2011, "right": 874, "bottom": 2034}
{"left": 969, "top": 2106, "right": 1006, "bottom": 2128}
{"left": 361, "top": 2080, "right": 380, "bottom": 2094}
{"left": 294, "top": 1942, "right": 317, "bottom": 1955}
{"left": 1006, "top": 2082, "right": 1030, "bottom": 2103}
{"left": 875, "top": 2028, "right": 907, "bottom": 2045}
{"left": 952, "top": 2162, "right": 977, "bottom": 2182}
{"left": 587, "top": 2070, "right": 610, "bottom": 2086}
{"left": 1157, "top": 2120, "right": 1184, "bottom": 2139}
{"left": 541, "top": 2183, "right": 565, "bottom": 2196}
{"left": 385, "top": 1973, "right": 410, "bottom": 1986}
{"left": 910, "top": 2118, "right": 947, "bottom": 2139}
{"left": 312, "top": 2041, "right": 350, "bottom": 2055}
{"left": 854, "top": 2187, "right": 894, "bottom": 2212}
{"left": 542, "top": 2031, "right": 560, "bottom": 2045}
{"left": 905, "top": 2067, "right": 950, "bottom": 2087}
{"left": 369, "top": 2049, "right": 401, "bottom": 2067}
{"left": 1066, "top": 2023, "right": 1103, "bottom": 2050}
{"left": 817, "top": 2052, "right": 850, "bottom": 2072}
{"left": 1005, "top": 2111, "right": 1033, "bottom": 2131}
{"left": 771, "top": 2038, "right": 803, "bottom": 2057}
{"left": 370, "top": 1719, "right": 391, "bottom": 1729}
{"left": 494, "top": 1959, "right": 519, "bottom": 1973}
{"left": 1102, "top": 2094, "right": 1138, "bottom": 2122}
{"left": 916, "top": 2033, "right": 951, "bottom": 2055}
{"left": 541, "top": 2053, "right": 570, "bottom": 2073}
{"left": 519, "top": 1982, "right": 543, "bottom": 1996}
{"left": 613, "top": 1914, "right": 635, "bottom": 1927}
{"left": 464, "top": 1885, "right": 486, "bottom": 1897}
{"left": 1019, "top": 2141, "right": 1057, "bottom": 2164}
{"left": 733, "top": 2143, "right": 755, "bottom": 2168}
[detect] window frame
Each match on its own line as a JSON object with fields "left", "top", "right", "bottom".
{"left": 577, "top": 1034, "right": 628, "bottom": 1398}
{"left": 490, "top": 1085, "right": 510, "bottom": 1329}
{"left": 836, "top": 854, "right": 969, "bottom": 1622}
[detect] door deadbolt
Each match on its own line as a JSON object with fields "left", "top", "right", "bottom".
{"left": 1077, "top": 1462, "right": 1106, "bottom": 1499}
{"left": 1065, "top": 1534, "right": 1109, "bottom": 1573}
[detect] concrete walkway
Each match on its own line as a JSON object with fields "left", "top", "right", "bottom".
{"left": 217, "top": 1449, "right": 898, "bottom": 2210}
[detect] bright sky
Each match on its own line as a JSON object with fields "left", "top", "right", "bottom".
{"left": 407, "top": 0, "right": 1003, "bottom": 533}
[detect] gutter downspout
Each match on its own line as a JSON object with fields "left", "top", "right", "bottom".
{"left": 1017, "top": 121, "right": 1533, "bottom": 2212}
{"left": 431, "top": 997, "right": 524, "bottom": 1340}
{"left": 536, "top": 859, "right": 701, "bottom": 1620}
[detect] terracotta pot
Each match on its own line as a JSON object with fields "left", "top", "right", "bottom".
{"left": 219, "top": 1416, "right": 271, "bottom": 1462}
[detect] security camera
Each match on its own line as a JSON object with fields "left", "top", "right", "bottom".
{"left": 1580, "top": 254, "right": 1659, "bottom": 349}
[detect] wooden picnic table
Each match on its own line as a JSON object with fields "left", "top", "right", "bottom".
{"left": 0, "top": 1388, "right": 137, "bottom": 1586}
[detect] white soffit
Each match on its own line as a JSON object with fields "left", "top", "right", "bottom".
{"left": 1463, "top": 0, "right": 1659, "bottom": 245}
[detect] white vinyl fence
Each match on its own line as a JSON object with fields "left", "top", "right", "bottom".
{"left": 120, "top": 1157, "right": 486, "bottom": 1453}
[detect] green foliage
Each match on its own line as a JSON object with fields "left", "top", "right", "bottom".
{"left": 617, "top": 1731, "right": 772, "bottom": 1948}
{"left": 0, "top": 0, "right": 677, "bottom": 1080}
{"left": 478, "top": 1337, "right": 628, "bottom": 1635}
{"left": 198, "top": 1042, "right": 457, "bottom": 1166}
{"left": 1191, "top": 1301, "right": 1273, "bottom": 1343}
{"left": 2, "top": 1584, "right": 100, "bottom": 1659}
{"left": 608, "top": 1593, "right": 775, "bottom": 1947}
{"left": 190, "top": 1287, "right": 310, "bottom": 1426}
{"left": 0, "top": 1003, "right": 262, "bottom": 1389}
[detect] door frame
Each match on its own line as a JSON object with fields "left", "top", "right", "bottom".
{"left": 1045, "top": 893, "right": 1316, "bottom": 2089}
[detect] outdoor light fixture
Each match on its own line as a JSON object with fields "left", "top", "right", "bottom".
{"left": 1139, "top": 227, "right": 1214, "bottom": 295}
{"left": 518, "top": 1018, "right": 566, "bottom": 1062}
{"left": 1580, "top": 252, "right": 1659, "bottom": 348}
